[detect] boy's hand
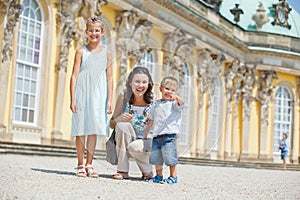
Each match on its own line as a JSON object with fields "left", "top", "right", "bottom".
{"left": 169, "top": 93, "right": 184, "bottom": 106}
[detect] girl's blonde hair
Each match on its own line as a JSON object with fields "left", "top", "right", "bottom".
{"left": 86, "top": 17, "right": 105, "bottom": 32}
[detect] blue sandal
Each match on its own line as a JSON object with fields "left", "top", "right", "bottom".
{"left": 148, "top": 175, "right": 163, "bottom": 183}
{"left": 162, "top": 176, "right": 177, "bottom": 184}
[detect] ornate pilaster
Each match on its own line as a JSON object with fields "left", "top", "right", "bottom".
{"left": 224, "top": 60, "right": 257, "bottom": 160}
{"left": 197, "top": 49, "right": 224, "bottom": 108}
{"left": 162, "top": 28, "right": 195, "bottom": 85}
{"left": 0, "top": 0, "right": 22, "bottom": 63}
{"left": 297, "top": 77, "right": 300, "bottom": 105}
{"left": 115, "top": 10, "right": 152, "bottom": 85}
{"left": 52, "top": 0, "right": 82, "bottom": 140}
{"left": 256, "top": 70, "right": 278, "bottom": 125}
{"left": 54, "top": 0, "right": 82, "bottom": 72}
{"left": 0, "top": 0, "right": 22, "bottom": 133}
{"left": 257, "top": 70, "right": 278, "bottom": 159}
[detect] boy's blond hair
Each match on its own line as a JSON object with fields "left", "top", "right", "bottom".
{"left": 160, "top": 76, "right": 179, "bottom": 89}
{"left": 86, "top": 17, "right": 105, "bottom": 32}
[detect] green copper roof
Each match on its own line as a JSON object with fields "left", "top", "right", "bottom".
{"left": 219, "top": 0, "right": 300, "bottom": 38}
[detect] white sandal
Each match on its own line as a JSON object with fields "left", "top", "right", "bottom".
{"left": 85, "top": 165, "right": 99, "bottom": 178}
{"left": 75, "top": 165, "right": 87, "bottom": 177}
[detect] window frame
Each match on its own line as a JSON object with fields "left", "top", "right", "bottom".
{"left": 12, "top": 0, "right": 44, "bottom": 126}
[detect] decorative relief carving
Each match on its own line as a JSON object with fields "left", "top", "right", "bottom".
{"left": 75, "top": 0, "right": 107, "bottom": 48}
{"left": 252, "top": 2, "right": 269, "bottom": 30}
{"left": 162, "top": 28, "right": 195, "bottom": 84}
{"left": 1, "top": 0, "right": 22, "bottom": 63}
{"left": 224, "top": 60, "right": 257, "bottom": 119}
{"left": 115, "top": 10, "right": 152, "bottom": 84}
{"left": 55, "top": 0, "right": 82, "bottom": 71}
{"left": 272, "top": 0, "right": 292, "bottom": 29}
{"left": 256, "top": 70, "right": 278, "bottom": 125}
{"left": 197, "top": 49, "right": 224, "bottom": 108}
{"left": 297, "top": 77, "right": 300, "bottom": 104}
{"left": 78, "top": 0, "right": 107, "bottom": 19}
{"left": 55, "top": 0, "right": 107, "bottom": 71}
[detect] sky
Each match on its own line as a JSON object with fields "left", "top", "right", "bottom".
{"left": 288, "top": 0, "right": 300, "bottom": 13}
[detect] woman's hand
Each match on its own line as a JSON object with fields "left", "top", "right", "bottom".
{"left": 115, "top": 113, "right": 133, "bottom": 123}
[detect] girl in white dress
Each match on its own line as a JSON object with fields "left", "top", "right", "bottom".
{"left": 70, "top": 17, "right": 113, "bottom": 178}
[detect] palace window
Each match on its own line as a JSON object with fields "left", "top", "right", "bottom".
{"left": 141, "top": 51, "right": 155, "bottom": 75}
{"left": 13, "top": 0, "right": 43, "bottom": 124}
{"left": 179, "top": 63, "right": 191, "bottom": 145}
{"left": 273, "top": 86, "right": 292, "bottom": 153}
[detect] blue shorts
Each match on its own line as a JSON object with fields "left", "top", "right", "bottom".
{"left": 281, "top": 151, "right": 288, "bottom": 160}
{"left": 149, "top": 134, "right": 178, "bottom": 166}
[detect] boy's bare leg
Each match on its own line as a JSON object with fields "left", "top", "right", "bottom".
{"left": 170, "top": 165, "right": 177, "bottom": 178}
{"left": 283, "top": 158, "right": 286, "bottom": 171}
{"left": 155, "top": 165, "right": 163, "bottom": 176}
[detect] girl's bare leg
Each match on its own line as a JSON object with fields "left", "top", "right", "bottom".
{"left": 86, "top": 134, "right": 97, "bottom": 165}
{"left": 76, "top": 136, "right": 86, "bottom": 165}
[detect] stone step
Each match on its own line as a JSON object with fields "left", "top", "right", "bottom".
{"left": 0, "top": 141, "right": 299, "bottom": 171}
{"left": 179, "top": 157, "right": 300, "bottom": 171}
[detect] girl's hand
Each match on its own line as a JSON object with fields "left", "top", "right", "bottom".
{"left": 115, "top": 113, "right": 133, "bottom": 123}
{"left": 70, "top": 102, "right": 77, "bottom": 113}
{"left": 107, "top": 101, "right": 113, "bottom": 114}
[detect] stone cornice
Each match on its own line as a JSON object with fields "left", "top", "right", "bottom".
{"left": 116, "top": 0, "right": 300, "bottom": 60}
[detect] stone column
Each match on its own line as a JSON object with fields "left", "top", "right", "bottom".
{"left": 196, "top": 93, "right": 208, "bottom": 157}
{"left": 231, "top": 101, "right": 241, "bottom": 161}
{"left": 52, "top": 1, "right": 81, "bottom": 140}
{"left": 241, "top": 101, "right": 259, "bottom": 160}
{"left": 292, "top": 100, "right": 300, "bottom": 163}
{"left": 0, "top": 1, "right": 22, "bottom": 134}
{"left": 224, "top": 101, "right": 233, "bottom": 158}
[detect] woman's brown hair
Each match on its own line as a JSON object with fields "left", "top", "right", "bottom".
{"left": 125, "top": 66, "right": 153, "bottom": 105}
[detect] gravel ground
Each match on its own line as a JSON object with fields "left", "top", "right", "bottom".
{"left": 0, "top": 154, "right": 299, "bottom": 200}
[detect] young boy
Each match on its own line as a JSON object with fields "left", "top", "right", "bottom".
{"left": 144, "top": 76, "right": 184, "bottom": 184}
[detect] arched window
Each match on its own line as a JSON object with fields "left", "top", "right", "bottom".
{"left": 141, "top": 51, "right": 155, "bottom": 75}
{"left": 273, "top": 86, "right": 292, "bottom": 153}
{"left": 13, "top": 0, "right": 43, "bottom": 124}
{"left": 208, "top": 79, "right": 220, "bottom": 151}
{"left": 179, "top": 63, "right": 191, "bottom": 145}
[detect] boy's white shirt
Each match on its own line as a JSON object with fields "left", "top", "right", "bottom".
{"left": 148, "top": 99, "right": 184, "bottom": 137}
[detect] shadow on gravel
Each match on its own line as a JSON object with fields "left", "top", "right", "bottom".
{"left": 31, "top": 168, "right": 75, "bottom": 176}
{"left": 100, "top": 173, "right": 146, "bottom": 182}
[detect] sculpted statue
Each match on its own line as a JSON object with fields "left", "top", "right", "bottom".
{"left": 197, "top": 49, "right": 223, "bottom": 107}
{"left": 55, "top": 0, "right": 82, "bottom": 71}
{"left": 162, "top": 29, "right": 195, "bottom": 82}
{"left": 115, "top": 10, "right": 152, "bottom": 83}
{"left": 256, "top": 71, "right": 278, "bottom": 106}
{"left": 1, "top": 0, "right": 22, "bottom": 63}
{"left": 78, "top": 0, "right": 107, "bottom": 18}
{"left": 256, "top": 70, "right": 278, "bottom": 125}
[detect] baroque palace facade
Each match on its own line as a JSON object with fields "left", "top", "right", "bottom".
{"left": 0, "top": 0, "right": 300, "bottom": 164}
